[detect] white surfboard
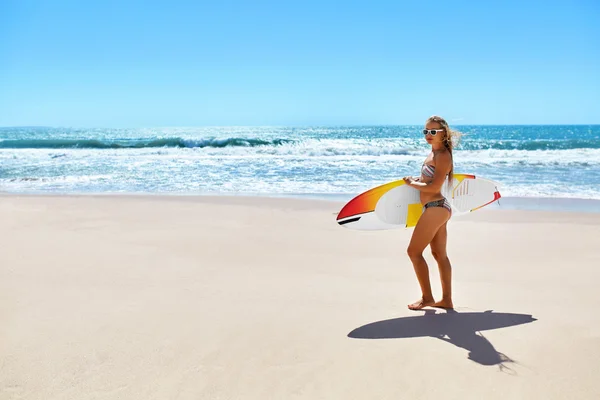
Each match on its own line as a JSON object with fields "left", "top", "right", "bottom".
{"left": 336, "top": 173, "right": 501, "bottom": 230}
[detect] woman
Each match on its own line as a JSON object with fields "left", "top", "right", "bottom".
{"left": 402, "top": 115, "right": 461, "bottom": 310}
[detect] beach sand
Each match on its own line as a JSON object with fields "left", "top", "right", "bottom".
{"left": 1, "top": 194, "right": 600, "bottom": 399}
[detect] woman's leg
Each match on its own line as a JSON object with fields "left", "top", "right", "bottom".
{"left": 406, "top": 207, "right": 451, "bottom": 310}
{"left": 430, "top": 222, "right": 454, "bottom": 308}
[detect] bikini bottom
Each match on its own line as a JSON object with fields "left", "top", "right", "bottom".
{"left": 423, "top": 197, "right": 452, "bottom": 214}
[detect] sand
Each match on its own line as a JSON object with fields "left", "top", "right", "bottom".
{"left": 1, "top": 194, "right": 600, "bottom": 400}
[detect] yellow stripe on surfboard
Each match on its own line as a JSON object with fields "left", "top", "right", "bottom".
{"left": 406, "top": 203, "right": 423, "bottom": 227}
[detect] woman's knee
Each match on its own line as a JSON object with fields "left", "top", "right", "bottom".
{"left": 407, "top": 245, "right": 424, "bottom": 260}
{"left": 431, "top": 249, "right": 448, "bottom": 262}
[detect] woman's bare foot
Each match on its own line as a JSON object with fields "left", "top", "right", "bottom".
{"left": 432, "top": 298, "right": 454, "bottom": 309}
{"left": 408, "top": 297, "right": 435, "bottom": 310}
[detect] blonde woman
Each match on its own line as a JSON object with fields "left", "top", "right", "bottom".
{"left": 402, "top": 115, "right": 461, "bottom": 310}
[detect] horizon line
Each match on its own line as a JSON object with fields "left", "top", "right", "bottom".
{"left": 2, "top": 123, "right": 600, "bottom": 129}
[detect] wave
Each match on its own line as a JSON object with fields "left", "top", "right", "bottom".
{"left": 460, "top": 139, "right": 600, "bottom": 151}
{"left": 1, "top": 136, "right": 599, "bottom": 155}
{"left": 0, "top": 137, "right": 294, "bottom": 149}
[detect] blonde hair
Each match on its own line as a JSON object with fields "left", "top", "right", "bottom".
{"left": 426, "top": 115, "right": 462, "bottom": 181}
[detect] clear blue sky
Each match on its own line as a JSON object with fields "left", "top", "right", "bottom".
{"left": 1, "top": 0, "right": 599, "bottom": 127}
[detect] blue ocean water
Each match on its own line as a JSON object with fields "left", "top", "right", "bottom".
{"left": 1, "top": 125, "right": 599, "bottom": 200}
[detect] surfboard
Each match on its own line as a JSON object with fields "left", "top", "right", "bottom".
{"left": 336, "top": 173, "right": 501, "bottom": 230}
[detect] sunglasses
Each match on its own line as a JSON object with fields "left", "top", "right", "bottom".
{"left": 422, "top": 129, "right": 445, "bottom": 136}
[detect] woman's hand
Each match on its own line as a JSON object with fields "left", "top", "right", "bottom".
{"left": 403, "top": 176, "right": 415, "bottom": 184}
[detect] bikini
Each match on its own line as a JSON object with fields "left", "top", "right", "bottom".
{"left": 420, "top": 163, "right": 452, "bottom": 214}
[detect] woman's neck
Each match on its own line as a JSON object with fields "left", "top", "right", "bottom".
{"left": 431, "top": 143, "right": 445, "bottom": 151}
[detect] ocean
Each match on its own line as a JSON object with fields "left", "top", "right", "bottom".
{"left": 1, "top": 125, "right": 600, "bottom": 205}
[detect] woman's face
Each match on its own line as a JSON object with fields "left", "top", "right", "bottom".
{"left": 424, "top": 121, "right": 445, "bottom": 146}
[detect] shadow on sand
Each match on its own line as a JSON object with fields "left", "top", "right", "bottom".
{"left": 348, "top": 309, "right": 537, "bottom": 369}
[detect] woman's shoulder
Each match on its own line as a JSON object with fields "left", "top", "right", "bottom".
{"left": 432, "top": 148, "right": 451, "bottom": 162}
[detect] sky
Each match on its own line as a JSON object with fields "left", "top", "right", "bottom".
{"left": 1, "top": 0, "right": 599, "bottom": 127}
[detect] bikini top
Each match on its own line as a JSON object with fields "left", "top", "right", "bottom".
{"left": 422, "top": 162, "right": 451, "bottom": 180}
{"left": 421, "top": 163, "right": 435, "bottom": 178}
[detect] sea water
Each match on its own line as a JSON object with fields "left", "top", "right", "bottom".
{"left": 1, "top": 125, "right": 599, "bottom": 204}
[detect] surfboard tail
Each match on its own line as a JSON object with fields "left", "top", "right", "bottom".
{"left": 470, "top": 188, "right": 502, "bottom": 212}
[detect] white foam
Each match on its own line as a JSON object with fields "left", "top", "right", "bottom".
{"left": 1, "top": 140, "right": 600, "bottom": 200}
